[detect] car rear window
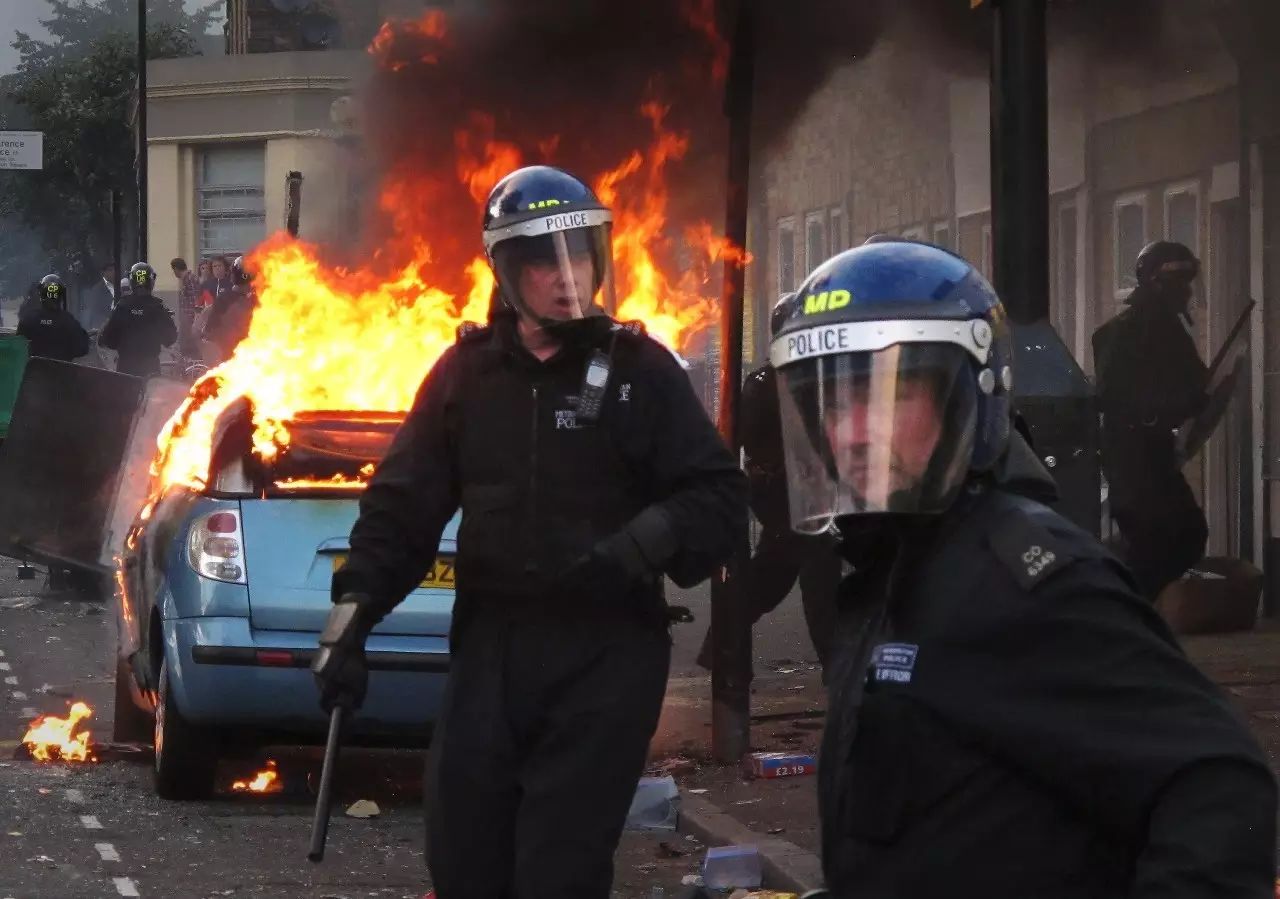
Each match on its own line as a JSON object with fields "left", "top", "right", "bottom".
{"left": 264, "top": 411, "right": 402, "bottom": 496}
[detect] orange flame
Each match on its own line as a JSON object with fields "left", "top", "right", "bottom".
{"left": 22, "top": 702, "right": 96, "bottom": 763}
{"left": 680, "top": 0, "right": 730, "bottom": 86}
{"left": 143, "top": 15, "right": 744, "bottom": 504}
{"left": 231, "top": 759, "right": 281, "bottom": 794}
{"left": 368, "top": 10, "right": 448, "bottom": 69}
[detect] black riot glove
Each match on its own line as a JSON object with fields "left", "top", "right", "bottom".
{"left": 558, "top": 507, "right": 678, "bottom": 603}
{"left": 312, "top": 593, "right": 377, "bottom": 712}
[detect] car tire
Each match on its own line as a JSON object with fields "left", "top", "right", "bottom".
{"left": 111, "top": 658, "right": 153, "bottom": 744}
{"left": 153, "top": 659, "right": 218, "bottom": 800}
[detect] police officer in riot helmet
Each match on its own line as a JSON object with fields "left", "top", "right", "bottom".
{"left": 98, "top": 262, "right": 177, "bottom": 378}
{"left": 312, "top": 165, "right": 746, "bottom": 896}
{"left": 1092, "top": 240, "right": 1209, "bottom": 600}
{"left": 16, "top": 274, "right": 90, "bottom": 362}
{"left": 696, "top": 292, "right": 839, "bottom": 677}
{"left": 772, "top": 240, "right": 1274, "bottom": 897}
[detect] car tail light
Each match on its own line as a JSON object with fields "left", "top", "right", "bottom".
{"left": 187, "top": 508, "right": 247, "bottom": 584}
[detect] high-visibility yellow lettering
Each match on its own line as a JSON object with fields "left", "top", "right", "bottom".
{"left": 803, "top": 289, "right": 852, "bottom": 315}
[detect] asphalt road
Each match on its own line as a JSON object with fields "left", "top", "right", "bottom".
{"left": 0, "top": 555, "right": 823, "bottom": 898}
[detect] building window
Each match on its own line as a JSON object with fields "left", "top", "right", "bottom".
{"left": 829, "top": 206, "right": 845, "bottom": 253}
{"left": 932, "top": 220, "right": 952, "bottom": 250}
{"left": 1056, "top": 203, "right": 1078, "bottom": 341}
{"left": 197, "top": 144, "right": 266, "bottom": 260}
{"left": 777, "top": 217, "right": 796, "bottom": 294}
{"left": 1113, "top": 192, "right": 1148, "bottom": 296}
{"left": 1164, "top": 181, "right": 1200, "bottom": 254}
{"left": 805, "top": 210, "right": 827, "bottom": 273}
{"left": 980, "top": 222, "right": 993, "bottom": 282}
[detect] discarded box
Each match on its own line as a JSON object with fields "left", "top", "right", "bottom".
{"left": 703, "top": 844, "right": 763, "bottom": 890}
{"left": 625, "top": 775, "right": 679, "bottom": 831}
{"left": 747, "top": 751, "right": 816, "bottom": 779}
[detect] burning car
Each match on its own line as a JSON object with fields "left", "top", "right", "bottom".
{"left": 115, "top": 402, "right": 457, "bottom": 800}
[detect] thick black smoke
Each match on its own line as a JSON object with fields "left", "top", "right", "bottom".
{"left": 353, "top": 0, "right": 1196, "bottom": 286}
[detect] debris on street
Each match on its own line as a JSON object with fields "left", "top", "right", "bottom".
{"left": 344, "top": 799, "right": 381, "bottom": 819}
{"left": 702, "top": 844, "right": 763, "bottom": 890}
{"left": 655, "top": 840, "right": 687, "bottom": 858}
{"left": 649, "top": 755, "right": 698, "bottom": 777}
{"left": 745, "top": 752, "right": 815, "bottom": 779}
{"left": 625, "top": 775, "right": 679, "bottom": 831}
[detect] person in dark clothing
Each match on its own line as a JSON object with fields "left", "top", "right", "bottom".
{"left": 99, "top": 262, "right": 177, "bottom": 378}
{"left": 199, "top": 254, "right": 256, "bottom": 362}
{"left": 311, "top": 166, "right": 747, "bottom": 898}
{"left": 16, "top": 274, "right": 90, "bottom": 362}
{"left": 1092, "top": 240, "right": 1209, "bottom": 600}
{"left": 697, "top": 295, "right": 839, "bottom": 675}
{"left": 770, "top": 239, "right": 1275, "bottom": 899}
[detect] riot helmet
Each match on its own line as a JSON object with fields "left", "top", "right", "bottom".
{"left": 232, "top": 255, "right": 254, "bottom": 290}
{"left": 38, "top": 274, "right": 66, "bottom": 309}
{"left": 481, "top": 166, "right": 615, "bottom": 338}
{"left": 770, "top": 293, "right": 795, "bottom": 339}
{"left": 1135, "top": 240, "right": 1199, "bottom": 287}
{"left": 770, "top": 240, "right": 1013, "bottom": 533}
{"left": 129, "top": 262, "right": 157, "bottom": 295}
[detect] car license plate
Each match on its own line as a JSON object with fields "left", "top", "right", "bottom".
{"left": 331, "top": 554, "right": 456, "bottom": 590}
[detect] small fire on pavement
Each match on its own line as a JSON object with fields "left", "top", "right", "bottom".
{"left": 21, "top": 702, "right": 98, "bottom": 763}
{"left": 231, "top": 759, "right": 282, "bottom": 794}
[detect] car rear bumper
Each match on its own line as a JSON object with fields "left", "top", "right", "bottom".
{"left": 163, "top": 616, "right": 450, "bottom": 737}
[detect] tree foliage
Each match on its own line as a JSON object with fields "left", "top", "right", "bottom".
{"left": 0, "top": 1, "right": 221, "bottom": 296}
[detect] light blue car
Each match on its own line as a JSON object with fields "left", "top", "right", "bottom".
{"left": 113, "top": 412, "right": 456, "bottom": 800}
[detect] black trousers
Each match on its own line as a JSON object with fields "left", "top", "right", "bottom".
{"left": 1103, "top": 425, "right": 1208, "bottom": 601}
{"left": 424, "top": 604, "right": 671, "bottom": 898}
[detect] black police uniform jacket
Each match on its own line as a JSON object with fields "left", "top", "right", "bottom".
{"left": 99, "top": 295, "right": 177, "bottom": 377}
{"left": 16, "top": 306, "right": 89, "bottom": 362}
{"left": 1092, "top": 285, "right": 1209, "bottom": 433}
{"left": 334, "top": 313, "right": 748, "bottom": 633}
{"left": 822, "top": 440, "right": 1276, "bottom": 898}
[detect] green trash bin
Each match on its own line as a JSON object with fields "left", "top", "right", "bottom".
{"left": 0, "top": 334, "right": 29, "bottom": 443}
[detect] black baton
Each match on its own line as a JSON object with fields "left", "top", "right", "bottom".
{"left": 307, "top": 704, "right": 345, "bottom": 863}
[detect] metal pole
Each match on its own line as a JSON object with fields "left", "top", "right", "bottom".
{"left": 136, "top": 0, "right": 148, "bottom": 261}
{"left": 990, "top": 0, "right": 1049, "bottom": 323}
{"left": 710, "top": 0, "right": 754, "bottom": 765}
{"left": 111, "top": 189, "right": 122, "bottom": 303}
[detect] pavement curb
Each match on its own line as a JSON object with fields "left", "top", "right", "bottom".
{"left": 678, "top": 791, "right": 825, "bottom": 893}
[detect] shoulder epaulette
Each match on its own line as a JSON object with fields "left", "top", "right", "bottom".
{"left": 986, "top": 506, "right": 1079, "bottom": 592}
{"left": 456, "top": 321, "right": 489, "bottom": 344}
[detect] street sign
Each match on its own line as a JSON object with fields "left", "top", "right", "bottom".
{"left": 0, "top": 131, "right": 43, "bottom": 170}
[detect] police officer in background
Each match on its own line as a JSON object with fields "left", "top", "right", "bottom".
{"left": 1092, "top": 240, "right": 1209, "bottom": 600}
{"left": 771, "top": 240, "right": 1274, "bottom": 897}
{"left": 99, "top": 262, "right": 177, "bottom": 378}
{"left": 697, "top": 294, "right": 839, "bottom": 676}
{"left": 17, "top": 275, "right": 90, "bottom": 362}
{"left": 312, "top": 165, "right": 747, "bottom": 897}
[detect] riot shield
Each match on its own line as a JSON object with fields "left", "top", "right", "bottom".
{"left": 0, "top": 360, "right": 185, "bottom": 573}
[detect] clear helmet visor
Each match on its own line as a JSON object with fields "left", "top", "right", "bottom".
{"left": 491, "top": 223, "right": 616, "bottom": 322}
{"left": 776, "top": 343, "right": 978, "bottom": 533}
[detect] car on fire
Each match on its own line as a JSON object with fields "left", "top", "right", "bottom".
{"left": 114, "top": 404, "right": 457, "bottom": 799}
